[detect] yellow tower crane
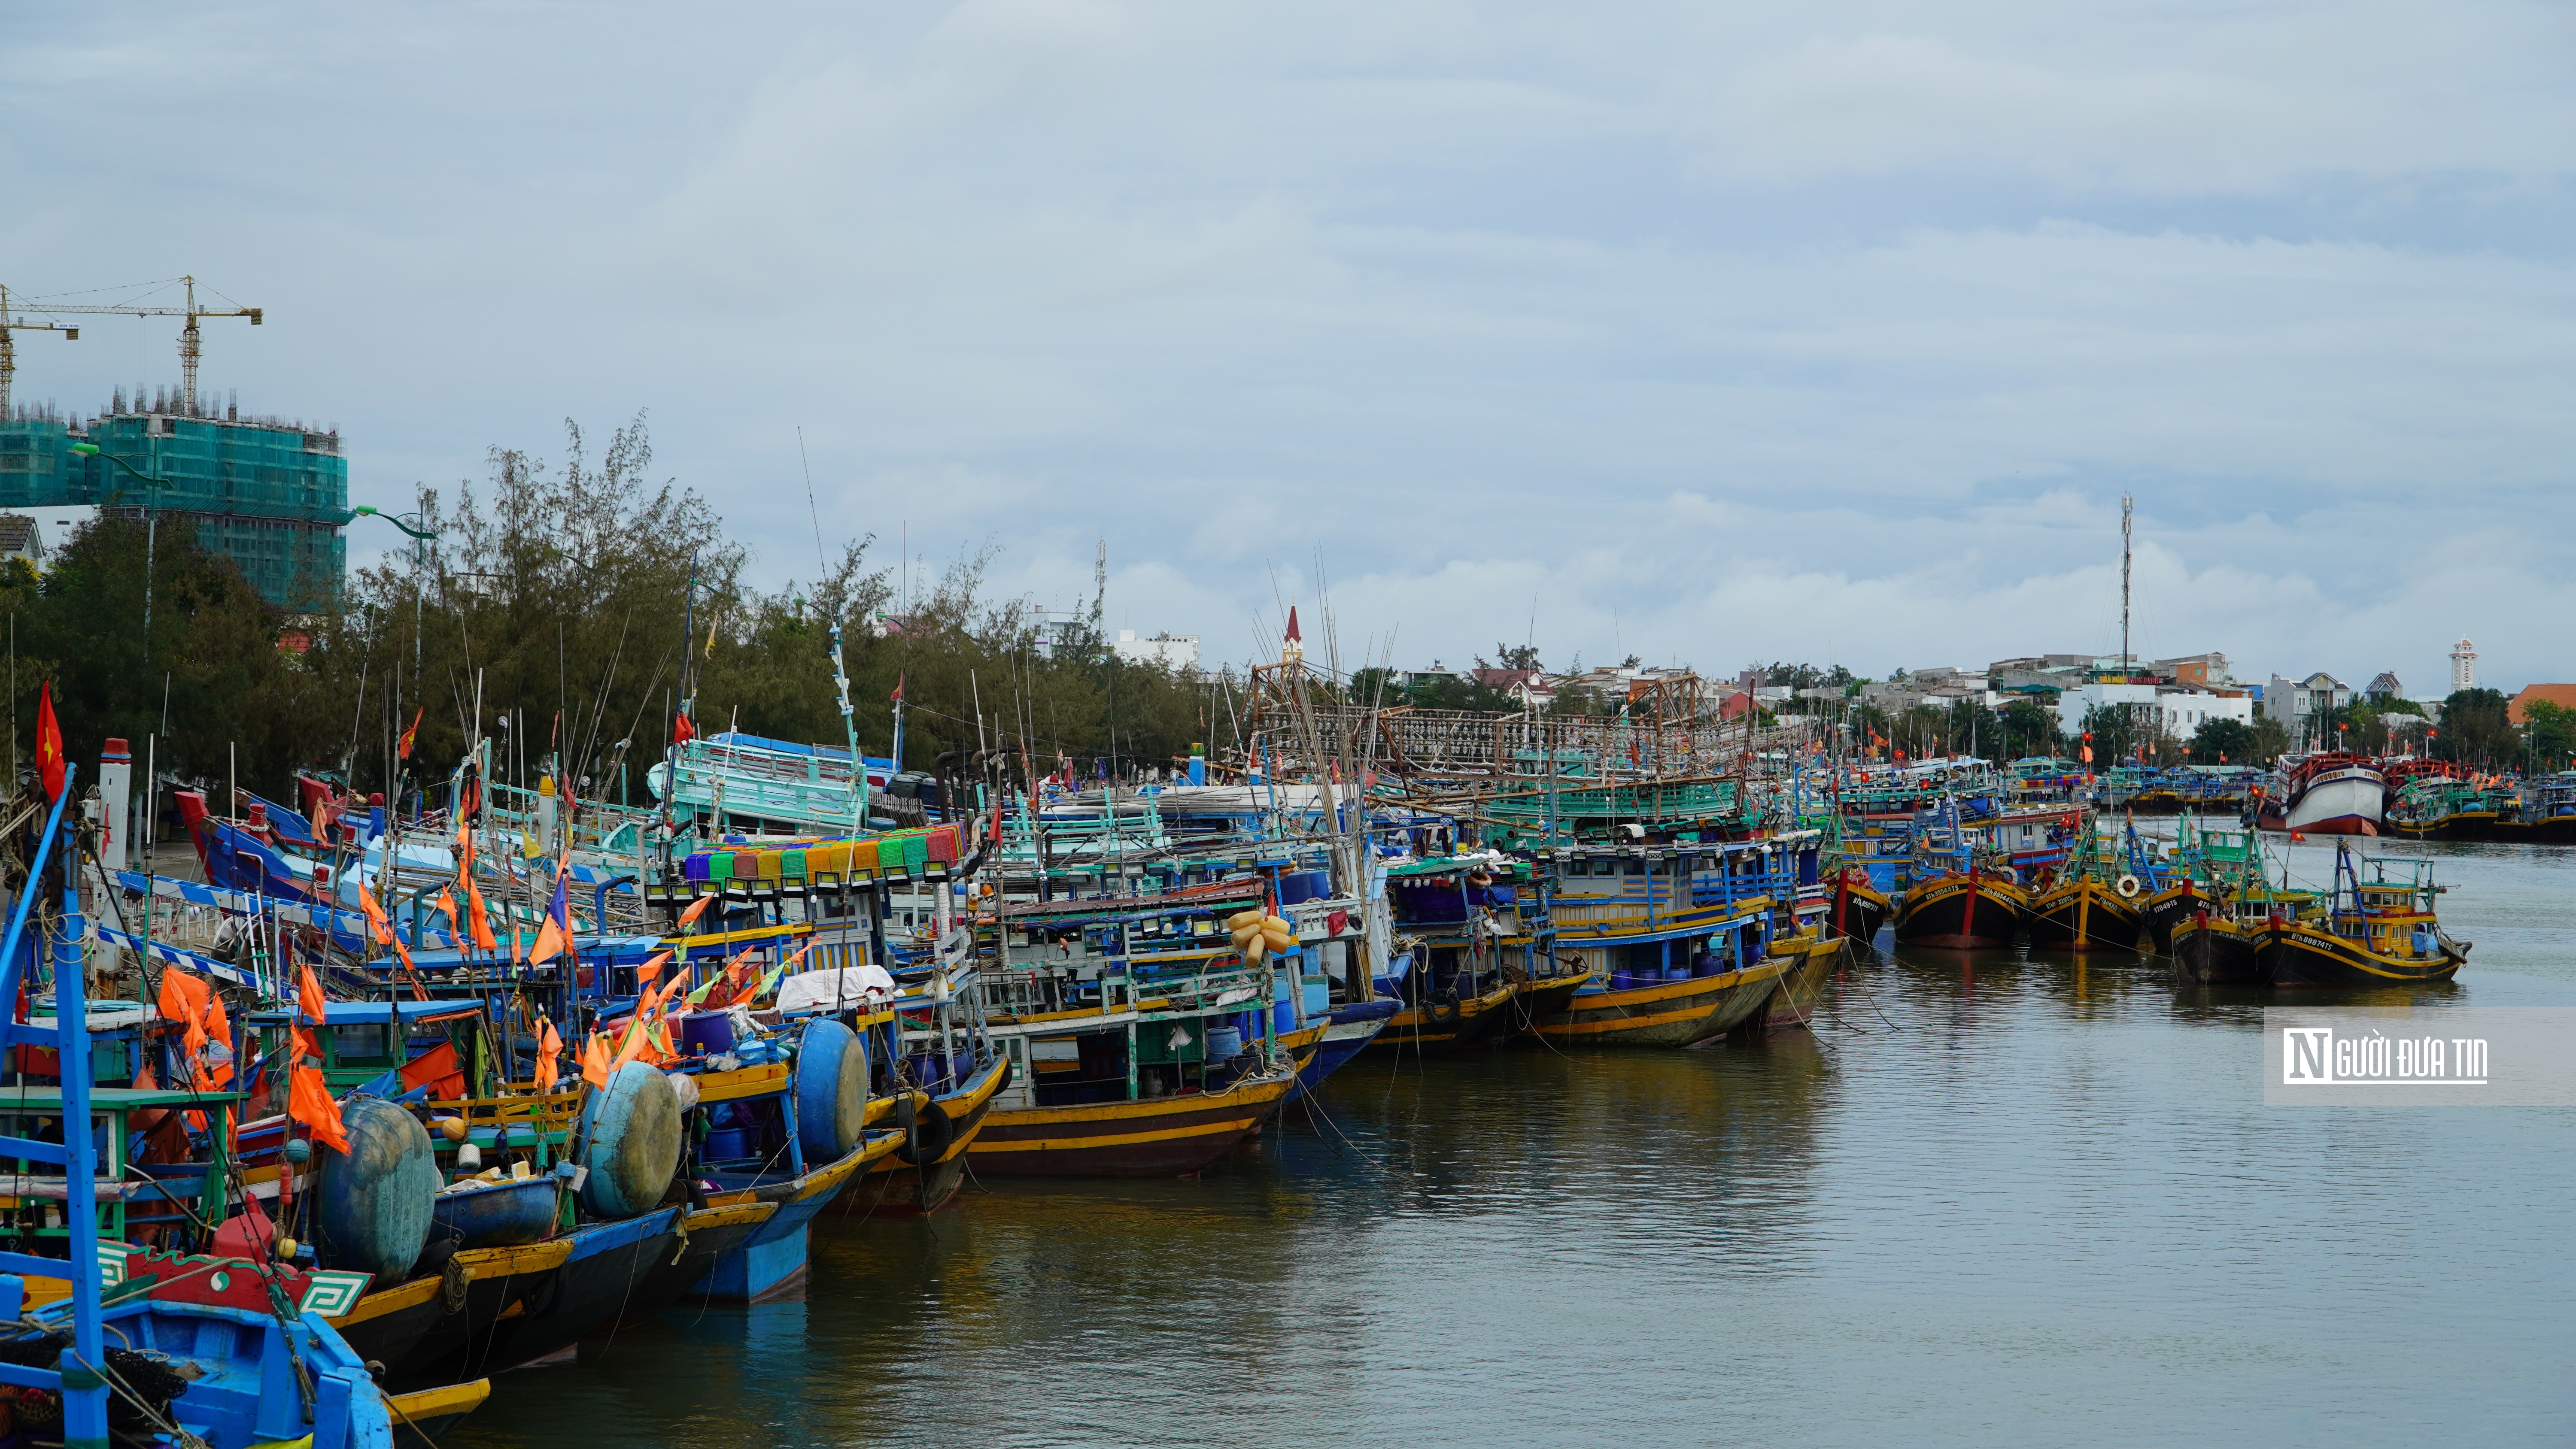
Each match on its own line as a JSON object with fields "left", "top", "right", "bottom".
{"left": 0, "top": 276, "right": 261, "bottom": 418}
{"left": 0, "top": 285, "right": 81, "bottom": 418}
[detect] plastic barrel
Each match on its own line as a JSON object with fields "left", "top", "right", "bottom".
{"left": 314, "top": 1095, "right": 440, "bottom": 1282}
{"left": 794, "top": 1018, "right": 867, "bottom": 1162}
{"left": 579, "top": 1063, "right": 683, "bottom": 1219}
{"left": 1205, "top": 1027, "right": 1244, "bottom": 1061}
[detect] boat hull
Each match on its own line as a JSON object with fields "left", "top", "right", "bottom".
{"left": 1535, "top": 959, "right": 1786, "bottom": 1048}
{"left": 332, "top": 1240, "right": 571, "bottom": 1393}
{"left": 1365, "top": 980, "right": 1525, "bottom": 1053}
{"left": 2282, "top": 770, "right": 2384, "bottom": 837}
{"left": 1826, "top": 874, "right": 1892, "bottom": 947}
{"left": 695, "top": 1131, "right": 902, "bottom": 1302}
{"left": 2169, "top": 915, "right": 2267, "bottom": 985}
{"left": 1288, "top": 999, "right": 1398, "bottom": 1100}
{"left": 2026, "top": 880, "right": 2144, "bottom": 952}
{"left": 1892, "top": 875, "right": 2027, "bottom": 950}
{"left": 966, "top": 1067, "right": 1297, "bottom": 1177}
{"left": 1759, "top": 934, "right": 1842, "bottom": 1032}
{"left": 2258, "top": 924, "right": 2465, "bottom": 987}
{"left": 2142, "top": 880, "right": 2214, "bottom": 954}
{"left": 834, "top": 1056, "right": 1011, "bottom": 1216}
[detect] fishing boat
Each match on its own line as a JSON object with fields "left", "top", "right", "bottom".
{"left": 970, "top": 886, "right": 1309, "bottom": 1176}
{"left": 2024, "top": 826, "right": 2145, "bottom": 952}
{"left": 1758, "top": 927, "right": 1844, "bottom": 1032}
{"left": 1892, "top": 868, "right": 2027, "bottom": 949}
{"left": 2255, "top": 752, "right": 2386, "bottom": 836}
{"left": 2493, "top": 773, "right": 2576, "bottom": 844}
{"left": 1371, "top": 854, "right": 1566, "bottom": 1052}
{"left": 2257, "top": 847, "right": 2467, "bottom": 987}
{"left": 1822, "top": 864, "right": 1893, "bottom": 948}
{"left": 1533, "top": 836, "right": 1812, "bottom": 1048}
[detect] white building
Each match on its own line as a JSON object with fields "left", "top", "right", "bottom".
{"left": 1111, "top": 629, "right": 1199, "bottom": 672}
{"left": 2451, "top": 637, "right": 2476, "bottom": 692}
{"left": 2056, "top": 682, "right": 2252, "bottom": 740}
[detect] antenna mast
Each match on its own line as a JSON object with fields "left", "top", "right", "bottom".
{"left": 2120, "top": 492, "right": 2133, "bottom": 673}
{"left": 1091, "top": 538, "right": 1107, "bottom": 639}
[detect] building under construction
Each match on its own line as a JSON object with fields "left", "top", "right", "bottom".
{"left": 0, "top": 278, "right": 344, "bottom": 610}
{"left": 0, "top": 393, "right": 348, "bottom": 611}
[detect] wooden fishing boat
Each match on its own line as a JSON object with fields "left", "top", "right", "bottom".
{"left": 1370, "top": 853, "right": 1570, "bottom": 1052}
{"left": 1535, "top": 955, "right": 1784, "bottom": 1047}
{"left": 330, "top": 1239, "right": 572, "bottom": 1392}
{"left": 2257, "top": 752, "right": 2386, "bottom": 836}
{"left": 2026, "top": 879, "right": 2144, "bottom": 952}
{"left": 1823, "top": 866, "right": 1892, "bottom": 947}
{"left": 9, "top": 1250, "right": 450, "bottom": 1449}
{"left": 1525, "top": 835, "right": 1819, "bottom": 1047}
{"left": 2169, "top": 910, "right": 2268, "bottom": 986}
{"left": 1891, "top": 870, "right": 2028, "bottom": 949}
{"left": 834, "top": 1055, "right": 1012, "bottom": 1215}
{"left": 1373, "top": 979, "right": 1525, "bottom": 1051}
{"left": 1288, "top": 998, "right": 1399, "bottom": 1099}
{"left": 447, "top": 1199, "right": 778, "bottom": 1374}
{"left": 2257, "top": 847, "right": 2467, "bottom": 987}
{"left": 967, "top": 1061, "right": 1300, "bottom": 1176}
{"left": 696, "top": 1129, "right": 905, "bottom": 1300}
{"left": 2142, "top": 879, "right": 2212, "bottom": 953}
{"left": 1758, "top": 929, "right": 1843, "bottom": 1032}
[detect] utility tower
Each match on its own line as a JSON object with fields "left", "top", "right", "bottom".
{"left": 2120, "top": 492, "right": 2133, "bottom": 673}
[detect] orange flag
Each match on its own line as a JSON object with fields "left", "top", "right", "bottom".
{"left": 534, "top": 1017, "right": 562, "bottom": 1093}
{"left": 432, "top": 888, "right": 461, "bottom": 943}
{"left": 466, "top": 877, "right": 498, "bottom": 952}
{"left": 298, "top": 961, "right": 330, "bottom": 1027}
{"left": 678, "top": 894, "right": 715, "bottom": 927}
{"left": 290, "top": 1062, "right": 349, "bottom": 1153}
{"left": 530, "top": 914, "right": 568, "bottom": 967}
{"left": 580, "top": 1033, "right": 611, "bottom": 1089}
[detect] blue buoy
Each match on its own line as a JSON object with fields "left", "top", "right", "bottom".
{"left": 794, "top": 1018, "right": 867, "bottom": 1163}
{"left": 579, "top": 1062, "right": 682, "bottom": 1219}
{"left": 314, "top": 1095, "right": 439, "bottom": 1282}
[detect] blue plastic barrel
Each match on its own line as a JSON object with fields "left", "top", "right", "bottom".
{"left": 1205, "top": 1026, "right": 1244, "bottom": 1060}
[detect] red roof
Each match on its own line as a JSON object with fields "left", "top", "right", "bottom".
{"left": 2509, "top": 684, "right": 2576, "bottom": 724}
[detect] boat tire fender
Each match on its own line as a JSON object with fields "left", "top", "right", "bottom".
{"left": 1428, "top": 994, "right": 1461, "bottom": 1027}
{"left": 897, "top": 1105, "right": 955, "bottom": 1167}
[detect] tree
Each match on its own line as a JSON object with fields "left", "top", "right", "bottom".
{"left": 2435, "top": 688, "right": 2515, "bottom": 767}
{"left": 2245, "top": 713, "right": 2292, "bottom": 764}
{"left": 2188, "top": 716, "right": 2255, "bottom": 764}
{"left": 2521, "top": 700, "right": 2576, "bottom": 772}
{"left": 1996, "top": 697, "right": 2064, "bottom": 761}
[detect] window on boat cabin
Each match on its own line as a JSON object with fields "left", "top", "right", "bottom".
{"left": 1623, "top": 857, "right": 1646, "bottom": 876}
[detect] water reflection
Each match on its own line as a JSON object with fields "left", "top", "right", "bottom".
{"left": 449, "top": 840, "right": 2576, "bottom": 1447}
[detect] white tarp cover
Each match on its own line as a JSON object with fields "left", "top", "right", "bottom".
{"left": 777, "top": 964, "right": 899, "bottom": 1012}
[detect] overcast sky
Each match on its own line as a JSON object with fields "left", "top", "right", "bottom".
{"left": 7, "top": 2, "right": 2571, "bottom": 694}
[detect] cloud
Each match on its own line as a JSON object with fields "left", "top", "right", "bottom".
{"left": 4, "top": 0, "right": 2571, "bottom": 710}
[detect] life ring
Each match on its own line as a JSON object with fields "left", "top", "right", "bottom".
{"left": 2116, "top": 874, "right": 2142, "bottom": 900}
{"left": 897, "top": 1103, "right": 956, "bottom": 1167}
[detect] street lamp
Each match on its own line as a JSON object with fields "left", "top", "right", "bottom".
{"left": 69, "top": 442, "right": 170, "bottom": 657}
{"left": 348, "top": 505, "right": 442, "bottom": 732}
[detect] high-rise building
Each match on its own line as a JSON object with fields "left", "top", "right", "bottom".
{"left": 0, "top": 397, "right": 347, "bottom": 611}
{"left": 2451, "top": 637, "right": 2477, "bottom": 693}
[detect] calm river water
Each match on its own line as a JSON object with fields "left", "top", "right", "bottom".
{"left": 449, "top": 839, "right": 2576, "bottom": 1447}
